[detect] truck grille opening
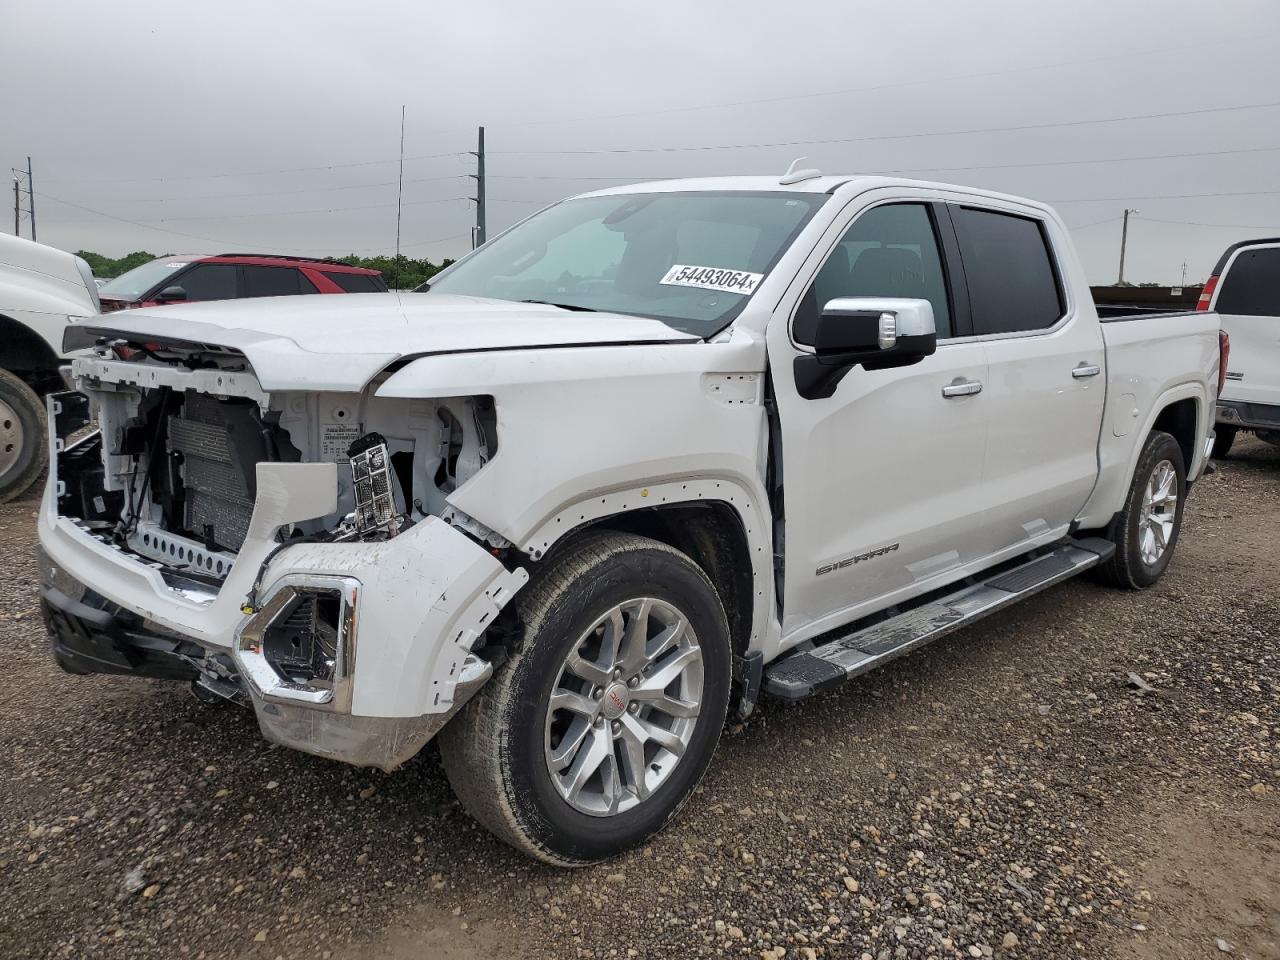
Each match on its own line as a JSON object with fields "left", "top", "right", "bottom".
{"left": 155, "top": 392, "right": 302, "bottom": 553}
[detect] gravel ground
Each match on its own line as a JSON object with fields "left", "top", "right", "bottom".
{"left": 2, "top": 439, "right": 1276, "bottom": 960}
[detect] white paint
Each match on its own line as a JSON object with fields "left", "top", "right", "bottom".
{"left": 1210, "top": 240, "right": 1280, "bottom": 413}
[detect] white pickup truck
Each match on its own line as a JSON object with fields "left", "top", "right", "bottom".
{"left": 0, "top": 234, "right": 100, "bottom": 501}
{"left": 1198, "top": 236, "right": 1280, "bottom": 457}
{"left": 39, "top": 173, "right": 1224, "bottom": 865}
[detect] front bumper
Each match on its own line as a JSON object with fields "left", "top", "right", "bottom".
{"left": 39, "top": 397, "right": 528, "bottom": 770}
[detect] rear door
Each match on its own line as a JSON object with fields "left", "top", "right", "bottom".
{"left": 949, "top": 204, "right": 1106, "bottom": 555}
{"left": 1214, "top": 243, "right": 1280, "bottom": 410}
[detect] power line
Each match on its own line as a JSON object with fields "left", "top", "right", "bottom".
{"left": 487, "top": 30, "right": 1280, "bottom": 130}
{"left": 1067, "top": 217, "right": 1124, "bottom": 231}
{"left": 487, "top": 100, "right": 1280, "bottom": 156}
{"left": 1137, "top": 216, "right": 1280, "bottom": 230}
{"left": 98, "top": 173, "right": 467, "bottom": 206}
{"left": 1052, "top": 189, "right": 1280, "bottom": 203}
{"left": 41, "top": 150, "right": 470, "bottom": 187}
{"left": 33, "top": 190, "right": 468, "bottom": 255}
{"left": 401, "top": 231, "right": 471, "bottom": 249}
{"left": 111, "top": 195, "right": 469, "bottom": 225}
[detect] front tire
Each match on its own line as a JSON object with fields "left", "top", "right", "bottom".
{"left": 439, "top": 532, "right": 731, "bottom": 865}
{"left": 1095, "top": 430, "right": 1186, "bottom": 589}
{"left": 0, "top": 370, "right": 47, "bottom": 504}
{"left": 1211, "top": 425, "right": 1237, "bottom": 459}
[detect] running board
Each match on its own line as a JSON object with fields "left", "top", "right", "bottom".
{"left": 762, "top": 538, "right": 1115, "bottom": 701}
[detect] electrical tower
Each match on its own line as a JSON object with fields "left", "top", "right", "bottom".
{"left": 10, "top": 157, "right": 35, "bottom": 240}
{"left": 469, "top": 127, "right": 486, "bottom": 249}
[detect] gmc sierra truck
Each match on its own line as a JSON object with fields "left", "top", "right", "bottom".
{"left": 39, "top": 172, "right": 1224, "bottom": 865}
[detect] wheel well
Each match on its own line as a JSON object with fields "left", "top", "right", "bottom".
{"left": 0, "top": 315, "right": 62, "bottom": 391}
{"left": 544, "top": 502, "right": 755, "bottom": 657}
{"left": 1152, "top": 397, "right": 1198, "bottom": 468}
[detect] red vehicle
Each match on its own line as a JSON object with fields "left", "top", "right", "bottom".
{"left": 97, "top": 253, "right": 387, "bottom": 312}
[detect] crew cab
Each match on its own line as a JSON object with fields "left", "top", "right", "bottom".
{"left": 38, "top": 173, "right": 1223, "bottom": 865}
{"left": 97, "top": 253, "right": 386, "bottom": 312}
{"left": 1198, "top": 237, "right": 1280, "bottom": 457}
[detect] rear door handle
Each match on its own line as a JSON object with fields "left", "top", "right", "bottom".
{"left": 1072, "top": 363, "right": 1101, "bottom": 379}
{"left": 942, "top": 379, "right": 983, "bottom": 398}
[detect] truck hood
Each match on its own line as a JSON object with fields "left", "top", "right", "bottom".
{"left": 67, "top": 292, "right": 701, "bottom": 391}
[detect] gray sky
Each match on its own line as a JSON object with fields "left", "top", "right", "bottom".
{"left": 3, "top": 0, "right": 1278, "bottom": 284}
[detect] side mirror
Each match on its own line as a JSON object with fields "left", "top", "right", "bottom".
{"left": 156, "top": 285, "right": 187, "bottom": 302}
{"left": 795, "top": 297, "right": 938, "bottom": 400}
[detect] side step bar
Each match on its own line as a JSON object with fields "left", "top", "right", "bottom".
{"left": 762, "top": 538, "right": 1115, "bottom": 701}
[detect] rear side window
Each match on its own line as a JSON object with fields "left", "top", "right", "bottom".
{"left": 952, "top": 207, "right": 1064, "bottom": 335}
{"left": 243, "top": 266, "right": 316, "bottom": 297}
{"left": 325, "top": 272, "right": 386, "bottom": 293}
{"left": 1217, "top": 248, "right": 1280, "bottom": 316}
{"left": 175, "top": 264, "right": 237, "bottom": 301}
{"left": 794, "top": 203, "right": 953, "bottom": 343}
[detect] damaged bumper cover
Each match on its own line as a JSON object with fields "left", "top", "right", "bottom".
{"left": 39, "top": 395, "right": 528, "bottom": 771}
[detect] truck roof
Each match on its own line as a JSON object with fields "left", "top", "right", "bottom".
{"left": 1211, "top": 237, "right": 1280, "bottom": 276}
{"left": 575, "top": 174, "right": 1056, "bottom": 215}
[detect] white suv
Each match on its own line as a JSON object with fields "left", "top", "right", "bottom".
{"left": 1201, "top": 237, "right": 1280, "bottom": 457}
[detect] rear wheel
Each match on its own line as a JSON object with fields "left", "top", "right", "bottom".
{"left": 1211, "top": 425, "right": 1237, "bottom": 459}
{"left": 0, "top": 370, "right": 47, "bottom": 504}
{"left": 439, "top": 532, "right": 731, "bottom": 865}
{"left": 1095, "top": 430, "right": 1186, "bottom": 589}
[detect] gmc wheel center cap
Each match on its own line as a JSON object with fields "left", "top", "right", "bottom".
{"left": 602, "top": 682, "right": 629, "bottom": 720}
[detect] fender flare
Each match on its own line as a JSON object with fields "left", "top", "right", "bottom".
{"left": 1122, "top": 382, "right": 1208, "bottom": 495}
{"left": 519, "top": 476, "right": 775, "bottom": 652}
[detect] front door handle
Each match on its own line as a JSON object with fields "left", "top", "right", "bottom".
{"left": 1072, "top": 363, "right": 1101, "bottom": 379}
{"left": 942, "top": 379, "right": 983, "bottom": 398}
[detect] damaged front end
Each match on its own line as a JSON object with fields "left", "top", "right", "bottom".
{"left": 39, "top": 333, "right": 527, "bottom": 770}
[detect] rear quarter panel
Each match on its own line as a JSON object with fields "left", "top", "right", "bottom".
{"left": 1077, "top": 312, "right": 1219, "bottom": 529}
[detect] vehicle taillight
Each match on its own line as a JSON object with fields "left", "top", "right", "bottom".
{"left": 1197, "top": 275, "right": 1218, "bottom": 311}
{"left": 1217, "top": 330, "right": 1230, "bottom": 397}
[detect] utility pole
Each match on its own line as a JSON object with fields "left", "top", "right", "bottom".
{"left": 395, "top": 105, "right": 405, "bottom": 262}
{"left": 26, "top": 156, "right": 35, "bottom": 241}
{"left": 12, "top": 177, "right": 19, "bottom": 236}
{"left": 1180, "top": 260, "right": 1188, "bottom": 287}
{"left": 1117, "top": 208, "right": 1138, "bottom": 284}
{"left": 469, "top": 126, "right": 486, "bottom": 249}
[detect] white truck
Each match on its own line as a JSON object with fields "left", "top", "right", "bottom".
{"left": 0, "top": 234, "right": 100, "bottom": 501}
{"left": 1198, "top": 236, "right": 1280, "bottom": 457}
{"left": 38, "top": 173, "right": 1224, "bottom": 865}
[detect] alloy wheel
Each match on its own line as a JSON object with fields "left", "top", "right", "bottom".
{"left": 544, "top": 597, "right": 703, "bottom": 817}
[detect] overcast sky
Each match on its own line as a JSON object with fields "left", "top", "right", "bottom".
{"left": 3, "top": 0, "right": 1278, "bottom": 284}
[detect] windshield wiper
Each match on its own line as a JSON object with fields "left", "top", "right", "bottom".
{"left": 521, "top": 299, "right": 598, "bottom": 313}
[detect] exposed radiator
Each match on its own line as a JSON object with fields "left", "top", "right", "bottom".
{"left": 165, "top": 393, "right": 266, "bottom": 552}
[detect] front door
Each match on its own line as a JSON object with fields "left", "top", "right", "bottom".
{"left": 767, "top": 198, "right": 990, "bottom": 645}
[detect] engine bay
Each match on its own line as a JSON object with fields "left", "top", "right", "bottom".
{"left": 57, "top": 347, "right": 500, "bottom": 582}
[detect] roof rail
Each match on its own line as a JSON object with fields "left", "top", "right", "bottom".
{"left": 215, "top": 253, "right": 345, "bottom": 264}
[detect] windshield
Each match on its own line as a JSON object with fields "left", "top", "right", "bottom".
{"left": 98, "top": 259, "right": 189, "bottom": 300}
{"left": 425, "top": 191, "right": 825, "bottom": 336}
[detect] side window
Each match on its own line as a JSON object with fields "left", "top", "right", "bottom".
{"left": 794, "top": 203, "right": 952, "bottom": 345}
{"left": 952, "top": 207, "right": 1064, "bottom": 335}
{"left": 243, "top": 266, "right": 310, "bottom": 297}
{"left": 174, "top": 264, "right": 237, "bottom": 301}
{"left": 326, "top": 272, "right": 384, "bottom": 293}
{"left": 1217, "top": 248, "right": 1280, "bottom": 316}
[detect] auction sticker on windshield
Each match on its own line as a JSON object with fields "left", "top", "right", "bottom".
{"left": 659, "top": 264, "right": 763, "bottom": 295}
